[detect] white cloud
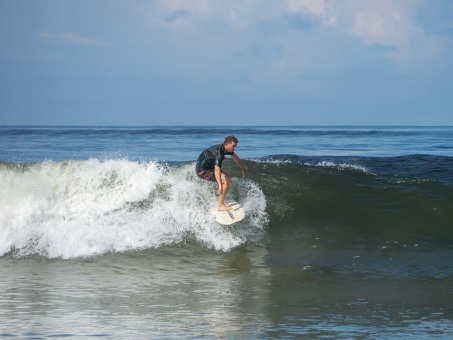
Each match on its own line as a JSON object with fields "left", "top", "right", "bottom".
{"left": 138, "top": 0, "right": 335, "bottom": 31}
{"left": 285, "top": 0, "right": 336, "bottom": 25}
{"left": 133, "top": 0, "right": 452, "bottom": 76}
{"left": 351, "top": 8, "right": 414, "bottom": 46}
{"left": 343, "top": 0, "right": 452, "bottom": 73}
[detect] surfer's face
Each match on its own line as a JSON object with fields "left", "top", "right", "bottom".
{"left": 225, "top": 142, "right": 237, "bottom": 153}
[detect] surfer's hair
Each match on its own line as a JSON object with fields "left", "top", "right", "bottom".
{"left": 224, "top": 136, "right": 238, "bottom": 145}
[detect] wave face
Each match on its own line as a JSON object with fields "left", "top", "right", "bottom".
{"left": 0, "top": 159, "right": 267, "bottom": 258}
{"left": 243, "top": 154, "right": 453, "bottom": 278}
{"left": 253, "top": 155, "right": 453, "bottom": 236}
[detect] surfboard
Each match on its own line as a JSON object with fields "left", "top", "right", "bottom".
{"left": 214, "top": 198, "right": 245, "bottom": 225}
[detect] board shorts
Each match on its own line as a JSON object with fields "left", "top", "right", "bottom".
{"left": 196, "top": 169, "right": 219, "bottom": 182}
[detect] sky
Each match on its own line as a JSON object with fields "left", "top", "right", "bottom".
{"left": 1, "top": 0, "right": 452, "bottom": 126}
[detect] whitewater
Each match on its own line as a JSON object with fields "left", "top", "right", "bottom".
{"left": 0, "top": 159, "right": 267, "bottom": 258}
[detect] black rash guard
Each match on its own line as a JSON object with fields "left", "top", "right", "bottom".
{"left": 195, "top": 144, "right": 234, "bottom": 172}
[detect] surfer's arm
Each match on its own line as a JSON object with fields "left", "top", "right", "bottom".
{"left": 231, "top": 154, "right": 247, "bottom": 178}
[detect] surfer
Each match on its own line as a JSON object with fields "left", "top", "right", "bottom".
{"left": 196, "top": 136, "right": 247, "bottom": 211}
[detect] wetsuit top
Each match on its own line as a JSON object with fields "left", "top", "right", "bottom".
{"left": 195, "top": 144, "right": 234, "bottom": 172}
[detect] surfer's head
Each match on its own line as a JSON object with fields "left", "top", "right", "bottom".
{"left": 224, "top": 136, "right": 238, "bottom": 146}
{"left": 224, "top": 136, "right": 238, "bottom": 153}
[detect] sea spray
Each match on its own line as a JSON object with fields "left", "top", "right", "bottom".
{"left": 0, "top": 159, "right": 267, "bottom": 258}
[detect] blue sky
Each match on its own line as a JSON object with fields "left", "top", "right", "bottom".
{"left": 1, "top": 0, "right": 452, "bottom": 125}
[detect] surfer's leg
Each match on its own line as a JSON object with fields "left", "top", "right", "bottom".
{"left": 217, "top": 171, "right": 231, "bottom": 211}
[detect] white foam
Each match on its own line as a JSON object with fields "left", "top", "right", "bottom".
{"left": 253, "top": 157, "right": 371, "bottom": 174}
{"left": 0, "top": 160, "right": 268, "bottom": 259}
{"left": 305, "top": 161, "right": 371, "bottom": 173}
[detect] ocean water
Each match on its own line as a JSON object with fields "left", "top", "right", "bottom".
{"left": 1, "top": 126, "right": 452, "bottom": 339}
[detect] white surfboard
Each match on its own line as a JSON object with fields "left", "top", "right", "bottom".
{"left": 214, "top": 198, "right": 245, "bottom": 225}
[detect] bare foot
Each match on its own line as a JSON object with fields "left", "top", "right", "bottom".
{"left": 217, "top": 204, "right": 232, "bottom": 211}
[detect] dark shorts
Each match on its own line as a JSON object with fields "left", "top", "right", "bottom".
{"left": 196, "top": 169, "right": 218, "bottom": 182}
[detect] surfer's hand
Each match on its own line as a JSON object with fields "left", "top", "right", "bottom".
{"left": 216, "top": 187, "right": 223, "bottom": 196}
{"left": 241, "top": 167, "right": 247, "bottom": 178}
